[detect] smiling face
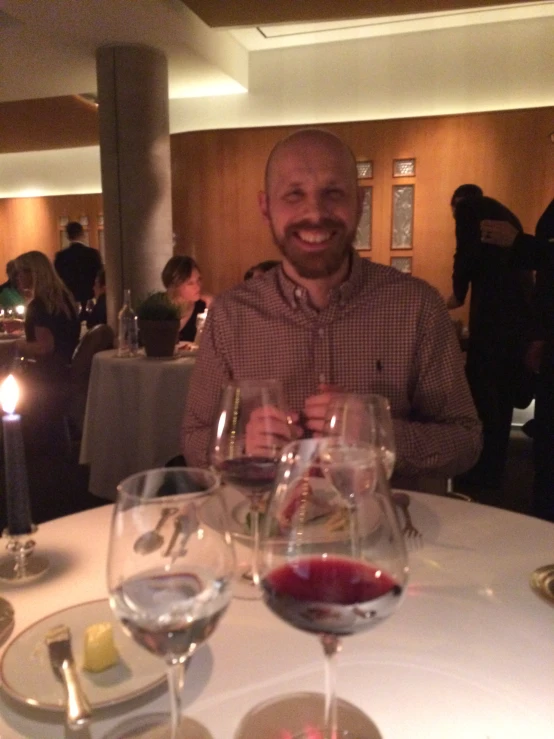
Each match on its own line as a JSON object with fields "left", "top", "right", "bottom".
{"left": 259, "top": 131, "right": 362, "bottom": 281}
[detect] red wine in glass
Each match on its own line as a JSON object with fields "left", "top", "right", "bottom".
{"left": 262, "top": 556, "right": 404, "bottom": 636}
{"left": 258, "top": 438, "right": 408, "bottom": 738}
{"left": 219, "top": 456, "right": 279, "bottom": 501}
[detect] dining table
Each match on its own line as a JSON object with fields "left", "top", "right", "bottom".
{"left": 0, "top": 492, "right": 552, "bottom": 738}
{"left": 79, "top": 349, "right": 197, "bottom": 500}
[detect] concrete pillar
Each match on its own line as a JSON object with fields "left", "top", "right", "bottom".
{"left": 96, "top": 44, "right": 173, "bottom": 328}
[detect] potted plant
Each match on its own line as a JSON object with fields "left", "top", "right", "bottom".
{"left": 136, "top": 292, "right": 180, "bottom": 357}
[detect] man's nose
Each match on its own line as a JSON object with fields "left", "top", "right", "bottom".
{"left": 301, "top": 192, "right": 329, "bottom": 220}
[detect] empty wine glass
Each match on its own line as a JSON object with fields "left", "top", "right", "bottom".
{"left": 211, "top": 379, "right": 293, "bottom": 598}
{"left": 325, "top": 393, "right": 396, "bottom": 479}
{"left": 259, "top": 438, "right": 408, "bottom": 739}
{"left": 107, "top": 468, "right": 235, "bottom": 739}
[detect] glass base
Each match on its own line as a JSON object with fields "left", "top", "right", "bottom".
{"left": 234, "top": 691, "right": 383, "bottom": 739}
{"left": 0, "top": 553, "right": 49, "bottom": 583}
{"left": 102, "top": 712, "right": 213, "bottom": 739}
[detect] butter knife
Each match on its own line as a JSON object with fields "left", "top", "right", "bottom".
{"left": 45, "top": 624, "right": 92, "bottom": 728}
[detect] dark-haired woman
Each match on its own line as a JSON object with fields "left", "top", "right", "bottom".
{"left": 161, "top": 256, "right": 213, "bottom": 342}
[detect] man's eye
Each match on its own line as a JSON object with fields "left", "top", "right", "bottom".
{"left": 283, "top": 190, "right": 303, "bottom": 203}
{"left": 325, "top": 189, "right": 345, "bottom": 201}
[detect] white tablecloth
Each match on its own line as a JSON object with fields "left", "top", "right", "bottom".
{"left": 0, "top": 494, "right": 553, "bottom": 738}
{"left": 79, "top": 350, "right": 196, "bottom": 500}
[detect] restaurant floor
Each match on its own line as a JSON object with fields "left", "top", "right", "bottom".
{"left": 0, "top": 427, "right": 535, "bottom": 533}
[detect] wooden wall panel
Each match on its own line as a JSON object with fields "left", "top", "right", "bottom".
{"left": 0, "top": 194, "right": 103, "bottom": 271}
{"left": 0, "top": 96, "right": 99, "bottom": 154}
{"left": 171, "top": 107, "right": 554, "bottom": 325}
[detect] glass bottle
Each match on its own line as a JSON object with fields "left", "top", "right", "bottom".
{"left": 194, "top": 310, "right": 207, "bottom": 345}
{"left": 117, "top": 288, "right": 138, "bottom": 357}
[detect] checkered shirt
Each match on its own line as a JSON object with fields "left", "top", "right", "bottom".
{"left": 182, "top": 252, "right": 481, "bottom": 478}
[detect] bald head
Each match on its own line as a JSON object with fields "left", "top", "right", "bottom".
{"left": 264, "top": 128, "right": 358, "bottom": 192}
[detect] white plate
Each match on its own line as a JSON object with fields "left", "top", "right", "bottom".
{"left": 0, "top": 599, "right": 166, "bottom": 712}
{"left": 215, "top": 483, "right": 380, "bottom": 547}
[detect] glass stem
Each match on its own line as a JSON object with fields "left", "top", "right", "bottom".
{"left": 166, "top": 660, "right": 185, "bottom": 739}
{"left": 250, "top": 498, "right": 262, "bottom": 587}
{"left": 321, "top": 633, "right": 341, "bottom": 739}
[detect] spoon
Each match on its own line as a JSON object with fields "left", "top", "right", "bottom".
{"left": 133, "top": 507, "right": 178, "bottom": 555}
{"left": 163, "top": 508, "right": 198, "bottom": 558}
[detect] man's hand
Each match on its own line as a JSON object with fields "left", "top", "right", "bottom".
{"left": 446, "top": 294, "right": 462, "bottom": 310}
{"left": 480, "top": 219, "right": 519, "bottom": 247}
{"left": 245, "top": 405, "right": 299, "bottom": 456}
{"left": 302, "top": 383, "right": 342, "bottom": 437}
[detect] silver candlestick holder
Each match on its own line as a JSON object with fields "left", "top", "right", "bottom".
{"left": 0, "top": 526, "right": 49, "bottom": 583}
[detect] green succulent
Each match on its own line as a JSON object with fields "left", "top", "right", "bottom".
{"left": 136, "top": 291, "right": 180, "bottom": 321}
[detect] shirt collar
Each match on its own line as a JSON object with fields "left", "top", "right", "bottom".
{"left": 275, "top": 250, "right": 366, "bottom": 309}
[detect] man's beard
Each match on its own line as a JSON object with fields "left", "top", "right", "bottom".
{"left": 269, "top": 218, "right": 356, "bottom": 279}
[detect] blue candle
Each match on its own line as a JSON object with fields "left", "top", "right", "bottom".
{"left": 1, "top": 375, "right": 32, "bottom": 536}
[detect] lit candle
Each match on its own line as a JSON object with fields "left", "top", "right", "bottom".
{"left": 1, "top": 375, "right": 32, "bottom": 535}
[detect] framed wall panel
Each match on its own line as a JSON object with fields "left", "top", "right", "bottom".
{"left": 391, "top": 256, "right": 412, "bottom": 274}
{"left": 356, "top": 160, "right": 373, "bottom": 179}
{"left": 393, "top": 158, "right": 416, "bottom": 177}
{"left": 354, "top": 185, "right": 372, "bottom": 250}
{"left": 391, "top": 184, "right": 414, "bottom": 249}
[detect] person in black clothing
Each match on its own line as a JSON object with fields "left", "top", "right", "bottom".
{"left": 243, "top": 259, "right": 281, "bottom": 280}
{"left": 86, "top": 268, "right": 107, "bottom": 329}
{"left": 446, "top": 184, "right": 534, "bottom": 491}
{"left": 54, "top": 222, "right": 102, "bottom": 319}
{"left": 482, "top": 198, "right": 554, "bottom": 521}
{"left": 161, "top": 256, "right": 213, "bottom": 342}
{"left": 13, "top": 250, "right": 80, "bottom": 449}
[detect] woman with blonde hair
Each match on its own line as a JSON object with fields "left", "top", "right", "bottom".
{"left": 14, "top": 250, "right": 80, "bottom": 364}
{"left": 11, "top": 251, "right": 80, "bottom": 449}
{"left": 161, "top": 255, "right": 213, "bottom": 342}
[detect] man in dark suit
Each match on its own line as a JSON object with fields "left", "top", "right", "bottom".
{"left": 446, "top": 184, "right": 533, "bottom": 492}
{"left": 54, "top": 221, "right": 103, "bottom": 318}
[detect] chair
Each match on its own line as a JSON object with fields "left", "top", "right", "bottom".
{"left": 67, "top": 324, "right": 115, "bottom": 439}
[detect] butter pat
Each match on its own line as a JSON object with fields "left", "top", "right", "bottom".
{"left": 82, "top": 622, "right": 119, "bottom": 672}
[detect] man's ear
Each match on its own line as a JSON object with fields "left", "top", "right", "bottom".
{"left": 258, "top": 191, "right": 270, "bottom": 223}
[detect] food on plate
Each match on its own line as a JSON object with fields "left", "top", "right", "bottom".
{"left": 244, "top": 478, "right": 348, "bottom": 537}
{"left": 82, "top": 622, "right": 119, "bottom": 672}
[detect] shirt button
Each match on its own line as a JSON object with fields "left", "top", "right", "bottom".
{"left": 294, "top": 287, "right": 302, "bottom": 298}
{"left": 318, "top": 328, "right": 325, "bottom": 338}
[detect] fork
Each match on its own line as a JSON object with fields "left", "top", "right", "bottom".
{"left": 392, "top": 492, "right": 423, "bottom": 547}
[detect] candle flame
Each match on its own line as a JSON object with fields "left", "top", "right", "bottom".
{"left": 1, "top": 374, "right": 19, "bottom": 414}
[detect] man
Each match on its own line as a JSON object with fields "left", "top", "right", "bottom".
{"left": 54, "top": 221, "right": 103, "bottom": 318}
{"left": 446, "top": 185, "right": 533, "bottom": 491}
{"left": 481, "top": 199, "right": 554, "bottom": 521}
{"left": 183, "top": 129, "right": 481, "bottom": 486}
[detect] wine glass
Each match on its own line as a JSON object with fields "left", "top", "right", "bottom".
{"left": 211, "top": 379, "right": 293, "bottom": 598}
{"left": 325, "top": 393, "right": 396, "bottom": 479}
{"left": 259, "top": 438, "right": 408, "bottom": 739}
{"left": 107, "top": 467, "right": 235, "bottom": 739}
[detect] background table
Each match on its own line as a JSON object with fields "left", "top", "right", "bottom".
{"left": 0, "top": 494, "right": 553, "bottom": 738}
{"left": 80, "top": 349, "right": 196, "bottom": 500}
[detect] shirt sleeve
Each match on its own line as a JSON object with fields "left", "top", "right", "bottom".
{"left": 392, "top": 288, "right": 482, "bottom": 478}
{"left": 181, "top": 306, "right": 231, "bottom": 466}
